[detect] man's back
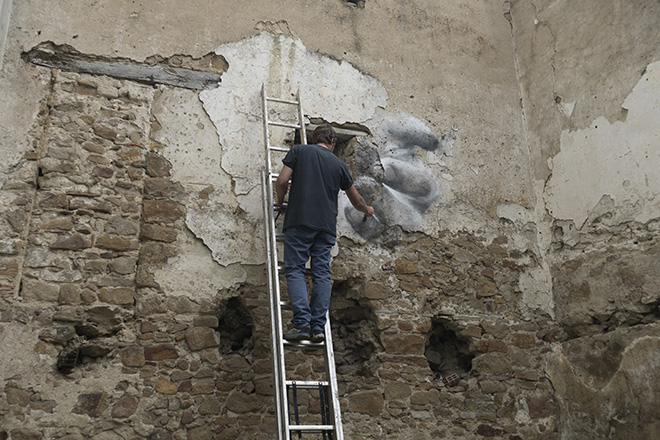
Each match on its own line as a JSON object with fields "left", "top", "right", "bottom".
{"left": 282, "top": 144, "right": 353, "bottom": 236}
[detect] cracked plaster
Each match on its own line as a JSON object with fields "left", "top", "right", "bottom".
{"left": 189, "top": 32, "right": 388, "bottom": 266}
{"left": 544, "top": 60, "right": 660, "bottom": 228}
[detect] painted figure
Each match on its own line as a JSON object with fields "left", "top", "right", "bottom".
{"left": 275, "top": 124, "right": 374, "bottom": 342}
{"left": 345, "top": 113, "right": 443, "bottom": 238}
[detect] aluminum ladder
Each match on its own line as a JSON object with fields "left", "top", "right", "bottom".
{"left": 260, "top": 84, "right": 344, "bottom": 440}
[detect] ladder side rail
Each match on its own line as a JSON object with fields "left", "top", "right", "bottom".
{"left": 262, "top": 84, "right": 290, "bottom": 440}
{"left": 261, "top": 168, "right": 287, "bottom": 440}
{"left": 297, "top": 90, "right": 308, "bottom": 145}
{"left": 262, "top": 84, "right": 274, "bottom": 178}
{"left": 323, "top": 313, "right": 344, "bottom": 440}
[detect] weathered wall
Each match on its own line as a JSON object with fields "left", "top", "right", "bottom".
{"left": 509, "top": 0, "right": 660, "bottom": 438}
{"left": 0, "top": 0, "right": 658, "bottom": 439}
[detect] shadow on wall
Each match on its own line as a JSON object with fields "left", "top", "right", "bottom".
{"left": 343, "top": 113, "right": 445, "bottom": 239}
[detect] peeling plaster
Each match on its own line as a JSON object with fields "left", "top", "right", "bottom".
{"left": 152, "top": 228, "right": 250, "bottom": 298}
{"left": 544, "top": 60, "right": 660, "bottom": 228}
{"left": 194, "top": 32, "right": 387, "bottom": 265}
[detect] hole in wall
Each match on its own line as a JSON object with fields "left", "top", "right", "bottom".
{"left": 217, "top": 296, "right": 254, "bottom": 355}
{"left": 345, "top": 0, "right": 366, "bottom": 8}
{"left": 425, "top": 318, "right": 474, "bottom": 380}
{"left": 330, "top": 280, "right": 381, "bottom": 376}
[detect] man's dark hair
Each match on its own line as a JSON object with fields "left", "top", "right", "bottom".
{"left": 312, "top": 124, "right": 336, "bottom": 145}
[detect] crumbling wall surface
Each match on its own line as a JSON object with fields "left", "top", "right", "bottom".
{"left": 509, "top": 0, "right": 660, "bottom": 438}
{"left": 5, "top": 0, "right": 650, "bottom": 439}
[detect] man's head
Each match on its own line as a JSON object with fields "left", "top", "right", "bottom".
{"left": 312, "top": 124, "right": 336, "bottom": 149}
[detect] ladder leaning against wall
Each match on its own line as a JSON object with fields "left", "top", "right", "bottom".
{"left": 260, "top": 84, "right": 344, "bottom": 440}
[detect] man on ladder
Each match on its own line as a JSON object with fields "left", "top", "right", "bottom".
{"left": 275, "top": 124, "right": 375, "bottom": 343}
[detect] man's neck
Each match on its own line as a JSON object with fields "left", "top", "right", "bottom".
{"left": 317, "top": 142, "right": 333, "bottom": 152}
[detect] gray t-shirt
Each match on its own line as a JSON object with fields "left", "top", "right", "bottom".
{"left": 282, "top": 144, "right": 354, "bottom": 236}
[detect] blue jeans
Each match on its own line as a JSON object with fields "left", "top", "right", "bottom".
{"left": 283, "top": 225, "right": 336, "bottom": 332}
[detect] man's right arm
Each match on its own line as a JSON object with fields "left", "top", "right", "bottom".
{"left": 275, "top": 165, "right": 293, "bottom": 204}
{"left": 345, "top": 185, "right": 375, "bottom": 217}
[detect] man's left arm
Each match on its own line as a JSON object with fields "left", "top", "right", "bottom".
{"left": 275, "top": 165, "right": 293, "bottom": 204}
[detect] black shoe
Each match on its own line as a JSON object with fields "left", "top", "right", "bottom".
{"left": 284, "top": 326, "right": 310, "bottom": 341}
{"left": 310, "top": 330, "right": 325, "bottom": 343}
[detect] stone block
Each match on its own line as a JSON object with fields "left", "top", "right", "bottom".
{"left": 410, "top": 389, "right": 439, "bottom": 406}
{"left": 193, "top": 316, "right": 219, "bottom": 327}
{"left": 479, "top": 380, "right": 507, "bottom": 394}
{"left": 106, "top": 216, "right": 139, "bottom": 236}
{"left": 93, "top": 125, "right": 118, "bottom": 141}
{"left": 219, "top": 355, "right": 251, "bottom": 372}
{"left": 108, "top": 257, "right": 137, "bottom": 275}
{"left": 512, "top": 333, "right": 536, "bottom": 349}
{"left": 155, "top": 376, "right": 178, "bottom": 395}
{"left": 144, "top": 178, "right": 185, "bottom": 199}
{"left": 8, "top": 429, "right": 43, "bottom": 440}
{"left": 526, "top": 394, "right": 557, "bottom": 419}
{"left": 112, "top": 395, "right": 138, "bottom": 418}
{"left": 474, "top": 339, "right": 509, "bottom": 353}
{"left": 198, "top": 396, "right": 222, "bottom": 415}
{"left": 185, "top": 327, "right": 218, "bottom": 351}
{"left": 21, "top": 279, "right": 59, "bottom": 302}
{"left": 6, "top": 387, "right": 29, "bottom": 406}
{"left": 143, "top": 200, "right": 185, "bottom": 223}
{"left": 394, "top": 257, "right": 418, "bottom": 274}
{"left": 140, "top": 224, "right": 177, "bottom": 242}
{"left": 187, "top": 426, "right": 212, "bottom": 440}
{"left": 471, "top": 353, "right": 512, "bottom": 376}
{"left": 72, "top": 392, "right": 108, "bottom": 417}
{"left": 120, "top": 346, "right": 146, "bottom": 367}
{"left": 0, "top": 258, "right": 19, "bottom": 281}
{"left": 381, "top": 334, "right": 425, "bottom": 354}
{"left": 225, "top": 390, "right": 263, "bottom": 413}
{"left": 139, "top": 242, "right": 176, "bottom": 265}
{"left": 364, "top": 282, "right": 389, "bottom": 299}
{"left": 144, "top": 344, "right": 178, "bottom": 361}
{"left": 96, "top": 235, "right": 133, "bottom": 251}
{"left": 93, "top": 166, "right": 114, "bottom": 178}
{"left": 190, "top": 379, "right": 215, "bottom": 395}
{"left": 348, "top": 390, "right": 384, "bottom": 416}
{"left": 476, "top": 277, "right": 497, "bottom": 297}
{"left": 50, "top": 233, "right": 91, "bottom": 250}
{"left": 146, "top": 153, "right": 172, "bottom": 177}
{"left": 98, "top": 287, "right": 134, "bottom": 305}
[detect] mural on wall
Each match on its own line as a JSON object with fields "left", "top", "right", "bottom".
{"left": 342, "top": 112, "right": 448, "bottom": 239}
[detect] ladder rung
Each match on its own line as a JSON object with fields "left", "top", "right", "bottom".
{"left": 283, "top": 340, "right": 324, "bottom": 348}
{"left": 289, "top": 425, "right": 335, "bottom": 433}
{"left": 266, "top": 97, "right": 299, "bottom": 105}
{"left": 280, "top": 301, "right": 291, "bottom": 309}
{"left": 275, "top": 233, "right": 284, "bottom": 242}
{"left": 286, "top": 380, "right": 329, "bottom": 388}
{"left": 269, "top": 121, "right": 303, "bottom": 129}
{"left": 269, "top": 146, "right": 290, "bottom": 152}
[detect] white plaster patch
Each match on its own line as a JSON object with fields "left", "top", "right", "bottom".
{"left": 195, "top": 32, "right": 387, "bottom": 265}
{"left": 200, "top": 32, "right": 387, "bottom": 195}
{"left": 496, "top": 202, "right": 533, "bottom": 228}
{"left": 152, "top": 227, "right": 250, "bottom": 297}
{"left": 544, "top": 60, "right": 660, "bottom": 228}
